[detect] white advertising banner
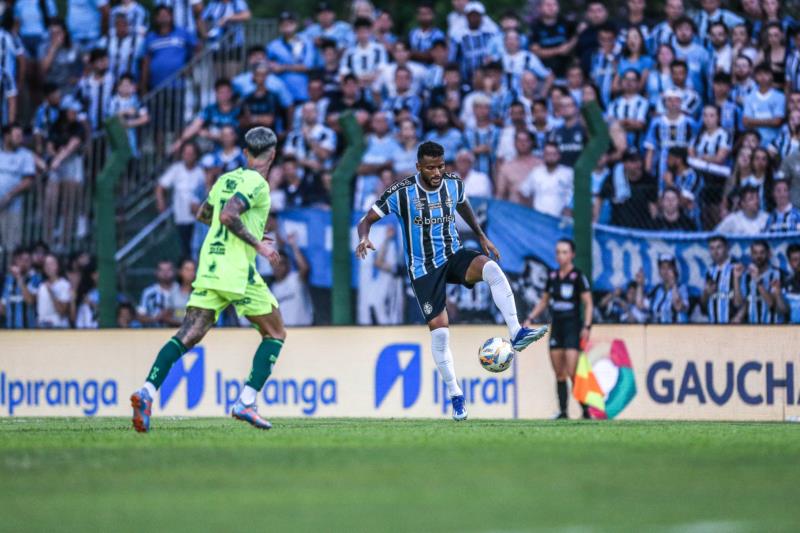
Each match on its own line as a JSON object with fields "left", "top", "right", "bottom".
{"left": 0, "top": 326, "right": 798, "bottom": 420}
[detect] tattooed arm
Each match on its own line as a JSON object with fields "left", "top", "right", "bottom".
{"left": 219, "top": 194, "right": 279, "bottom": 264}
{"left": 195, "top": 200, "right": 214, "bottom": 225}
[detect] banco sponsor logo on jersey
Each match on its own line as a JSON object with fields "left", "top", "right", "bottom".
{"left": 374, "top": 343, "right": 422, "bottom": 408}
{"left": 647, "top": 360, "right": 800, "bottom": 405}
{"left": 413, "top": 214, "right": 455, "bottom": 226}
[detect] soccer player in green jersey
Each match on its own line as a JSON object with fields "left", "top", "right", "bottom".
{"left": 131, "top": 127, "right": 285, "bottom": 432}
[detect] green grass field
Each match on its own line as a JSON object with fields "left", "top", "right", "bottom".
{"left": 1, "top": 418, "right": 799, "bottom": 532}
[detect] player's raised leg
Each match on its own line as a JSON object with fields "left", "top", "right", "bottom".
{"left": 231, "top": 309, "right": 287, "bottom": 430}
{"left": 427, "top": 310, "right": 467, "bottom": 421}
{"left": 131, "top": 307, "right": 216, "bottom": 433}
{"left": 465, "top": 255, "right": 548, "bottom": 351}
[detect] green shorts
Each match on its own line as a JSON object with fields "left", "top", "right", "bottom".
{"left": 187, "top": 276, "right": 279, "bottom": 321}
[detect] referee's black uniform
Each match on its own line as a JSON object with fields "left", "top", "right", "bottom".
{"left": 545, "top": 268, "right": 590, "bottom": 350}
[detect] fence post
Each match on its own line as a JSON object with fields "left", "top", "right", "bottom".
{"left": 330, "top": 112, "right": 366, "bottom": 325}
{"left": 96, "top": 117, "right": 132, "bottom": 328}
{"left": 573, "top": 99, "right": 609, "bottom": 278}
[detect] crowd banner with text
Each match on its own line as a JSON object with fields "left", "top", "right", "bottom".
{"left": 277, "top": 201, "right": 800, "bottom": 295}
{"left": 1, "top": 327, "right": 798, "bottom": 420}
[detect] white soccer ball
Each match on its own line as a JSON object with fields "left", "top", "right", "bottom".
{"left": 478, "top": 337, "right": 515, "bottom": 373}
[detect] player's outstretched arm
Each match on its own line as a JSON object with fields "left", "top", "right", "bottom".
{"left": 220, "top": 195, "right": 279, "bottom": 264}
{"left": 456, "top": 199, "right": 500, "bottom": 261}
{"left": 356, "top": 209, "right": 380, "bottom": 259}
{"left": 196, "top": 200, "right": 214, "bottom": 225}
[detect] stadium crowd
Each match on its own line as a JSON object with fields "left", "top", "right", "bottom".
{"left": 3, "top": 0, "right": 800, "bottom": 329}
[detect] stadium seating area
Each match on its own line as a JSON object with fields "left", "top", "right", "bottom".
{"left": 2, "top": 0, "right": 800, "bottom": 329}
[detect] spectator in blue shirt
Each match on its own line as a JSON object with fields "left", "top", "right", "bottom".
{"left": 450, "top": 2, "right": 498, "bottom": 89}
{"left": 424, "top": 106, "right": 464, "bottom": 165}
{"left": 408, "top": 2, "right": 445, "bottom": 63}
{"left": 743, "top": 63, "right": 786, "bottom": 147}
{"left": 155, "top": 0, "right": 203, "bottom": 37}
{"left": 232, "top": 46, "right": 294, "bottom": 111}
{"left": 14, "top": 0, "right": 58, "bottom": 59}
{"left": 67, "top": 0, "right": 110, "bottom": 52}
{"left": 201, "top": 0, "right": 251, "bottom": 50}
{"left": 141, "top": 5, "right": 198, "bottom": 92}
{"left": 171, "top": 78, "right": 241, "bottom": 154}
{"left": 267, "top": 11, "right": 315, "bottom": 104}
{"left": 672, "top": 16, "right": 710, "bottom": 98}
{"left": 300, "top": 1, "right": 353, "bottom": 52}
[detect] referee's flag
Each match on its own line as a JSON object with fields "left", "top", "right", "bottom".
{"left": 572, "top": 339, "right": 637, "bottom": 419}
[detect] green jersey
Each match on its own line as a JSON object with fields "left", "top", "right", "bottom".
{"left": 194, "top": 167, "right": 271, "bottom": 296}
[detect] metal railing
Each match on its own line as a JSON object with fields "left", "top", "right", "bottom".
{"left": 11, "top": 19, "right": 278, "bottom": 267}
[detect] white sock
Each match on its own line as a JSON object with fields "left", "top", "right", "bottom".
{"left": 482, "top": 260, "right": 521, "bottom": 338}
{"left": 431, "top": 327, "right": 463, "bottom": 397}
{"left": 142, "top": 382, "right": 156, "bottom": 398}
{"left": 239, "top": 385, "right": 258, "bottom": 405}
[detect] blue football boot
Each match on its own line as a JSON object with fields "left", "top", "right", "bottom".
{"left": 511, "top": 325, "right": 549, "bottom": 352}
{"left": 451, "top": 395, "right": 468, "bottom": 421}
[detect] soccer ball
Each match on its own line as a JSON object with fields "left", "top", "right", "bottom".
{"left": 478, "top": 337, "right": 515, "bottom": 373}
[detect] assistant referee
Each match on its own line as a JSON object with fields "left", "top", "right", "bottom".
{"left": 525, "top": 238, "right": 593, "bottom": 419}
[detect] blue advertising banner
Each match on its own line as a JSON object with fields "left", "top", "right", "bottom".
{"left": 278, "top": 200, "right": 800, "bottom": 295}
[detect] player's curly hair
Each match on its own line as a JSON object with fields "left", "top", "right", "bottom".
{"left": 417, "top": 141, "right": 444, "bottom": 161}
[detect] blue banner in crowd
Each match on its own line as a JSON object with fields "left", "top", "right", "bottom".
{"left": 278, "top": 200, "right": 800, "bottom": 295}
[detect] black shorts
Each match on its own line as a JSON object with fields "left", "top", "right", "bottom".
{"left": 549, "top": 315, "right": 581, "bottom": 350}
{"left": 410, "top": 249, "right": 483, "bottom": 321}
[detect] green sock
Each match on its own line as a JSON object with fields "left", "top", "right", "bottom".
{"left": 146, "top": 337, "right": 188, "bottom": 389}
{"left": 245, "top": 338, "right": 284, "bottom": 391}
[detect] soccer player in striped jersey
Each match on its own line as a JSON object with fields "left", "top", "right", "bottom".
{"left": 763, "top": 179, "right": 800, "bottom": 232}
{"left": 607, "top": 70, "right": 649, "bottom": 150}
{"left": 356, "top": 141, "right": 547, "bottom": 421}
{"left": 644, "top": 88, "right": 696, "bottom": 180}
{"left": 701, "top": 235, "right": 738, "bottom": 323}
{"left": 733, "top": 240, "right": 783, "bottom": 324}
{"left": 339, "top": 18, "right": 388, "bottom": 87}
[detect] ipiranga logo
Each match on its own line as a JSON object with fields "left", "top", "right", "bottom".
{"left": 160, "top": 347, "right": 205, "bottom": 410}
{"left": 374, "top": 344, "right": 421, "bottom": 408}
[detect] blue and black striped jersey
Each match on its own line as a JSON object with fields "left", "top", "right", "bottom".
{"left": 372, "top": 173, "right": 465, "bottom": 280}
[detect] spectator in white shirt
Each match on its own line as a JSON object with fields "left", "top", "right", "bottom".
{"left": 339, "top": 17, "right": 388, "bottom": 90}
{"left": 517, "top": 142, "right": 574, "bottom": 217}
{"left": 137, "top": 260, "right": 180, "bottom": 327}
{"left": 454, "top": 149, "right": 492, "bottom": 198}
{"left": 715, "top": 186, "right": 769, "bottom": 235}
{"left": 155, "top": 141, "right": 205, "bottom": 258}
{"left": 37, "top": 253, "right": 73, "bottom": 328}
